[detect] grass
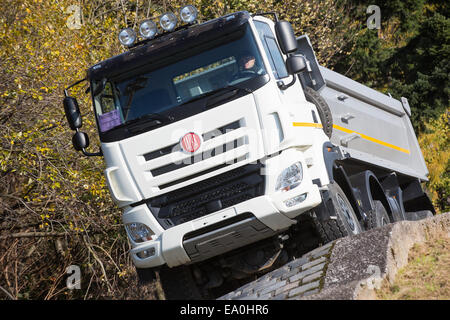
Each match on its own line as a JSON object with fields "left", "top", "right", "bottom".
{"left": 376, "top": 231, "right": 450, "bottom": 300}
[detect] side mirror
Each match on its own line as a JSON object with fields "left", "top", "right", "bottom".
{"left": 286, "top": 55, "right": 307, "bottom": 75}
{"left": 72, "top": 131, "right": 89, "bottom": 151}
{"left": 274, "top": 21, "right": 297, "bottom": 54}
{"left": 63, "top": 96, "right": 82, "bottom": 130}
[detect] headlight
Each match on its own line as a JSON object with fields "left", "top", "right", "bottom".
{"left": 276, "top": 162, "right": 303, "bottom": 192}
{"left": 180, "top": 5, "right": 198, "bottom": 24}
{"left": 160, "top": 12, "right": 177, "bottom": 31}
{"left": 118, "top": 28, "right": 136, "bottom": 47}
{"left": 139, "top": 20, "right": 158, "bottom": 39}
{"left": 125, "top": 222, "right": 154, "bottom": 243}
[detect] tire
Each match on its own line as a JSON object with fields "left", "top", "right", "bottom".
{"left": 158, "top": 265, "right": 204, "bottom": 300}
{"left": 291, "top": 216, "right": 322, "bottom": 256}
{"left": 313, "top": 182, "right": 363, "bottom": 243}
{"left": 367, "top": 200, "right": 391, "bottom": 229}
{"left": 304, "top": 87, "right": 333, "bottom": 138}
{"left": 136, "top": 267, "right": 156, "bottom": 285}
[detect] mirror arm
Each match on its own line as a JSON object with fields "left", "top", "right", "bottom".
{"left": 81, "top": 148, "right": 103, "bottom": 157}
{"left": 74, "top": 127, "right": 103, "bottom": 157}
{"left": 251, "top": 11, "right": 279, "bottom": 22}
{"left": 76, "top": 129, "right": 102, "bottom": 157}
{"left": 64, "top": 78, "right": 87, "bottom": 97}
{"left": 277, "top": 74, "right": 297, "bottom": 90}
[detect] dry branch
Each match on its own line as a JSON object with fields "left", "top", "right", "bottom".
{"left": 0, "top": 231, "right": 74, "bottom": 240}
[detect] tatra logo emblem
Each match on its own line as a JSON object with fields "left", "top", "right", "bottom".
{"left": 180, "top": 132, "right": 201, "bottom": 153}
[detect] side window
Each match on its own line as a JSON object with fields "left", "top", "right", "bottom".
{"left": 254, "top": 21, "right": 289, "bottom": 79}
{"left": 100, "top": 82, "right": 117, "bottom": 113}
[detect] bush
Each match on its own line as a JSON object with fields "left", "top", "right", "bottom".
{"left": 418, "top": 111, "right": 450, "bottom": 213}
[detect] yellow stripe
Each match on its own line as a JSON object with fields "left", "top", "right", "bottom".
{"left": 292, "top": 122, "right": 323, "bottom": 128}
{"left": 293, "top": 122, "right": 410, "bottom": 154}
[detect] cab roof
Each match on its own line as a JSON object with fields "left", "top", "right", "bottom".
{"left": 87, "top": 11, "right": 251, "bottom": 81}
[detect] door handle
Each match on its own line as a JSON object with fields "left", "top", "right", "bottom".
{"left": 341, "top": 113, "right": 355, "bottom": 124}
{"left": 340, "top": 133, "right": 360, "bottom": 147}
{"left": 337, "top": 94, "right": 349, "bottom": 101}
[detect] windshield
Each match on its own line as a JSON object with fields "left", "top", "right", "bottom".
{"left": 92, "top": 23, "right": 266, "bottom": 134}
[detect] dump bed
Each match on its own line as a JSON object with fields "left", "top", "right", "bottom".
{"left": 296, "top": 35, "right": 428, "bottom": 181}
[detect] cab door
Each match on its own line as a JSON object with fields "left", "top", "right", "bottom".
{"left": 253, "top": 20, "right": 305, "bottom": 104}
{"left": 252, "top": 19, "right": 313, "bottom": 154}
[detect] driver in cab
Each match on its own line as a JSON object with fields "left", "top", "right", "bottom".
{"left": 230, "top": 52, "right": 264, "bottom": 82}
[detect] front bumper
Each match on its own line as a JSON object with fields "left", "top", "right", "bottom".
{"left": 123, "top": 149, "right": 322, "bottom": 268}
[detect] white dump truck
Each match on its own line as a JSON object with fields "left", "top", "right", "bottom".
{"left": 63, "top": 6, "right": 435, "bottom": 299}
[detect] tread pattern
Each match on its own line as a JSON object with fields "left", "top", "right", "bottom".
{"left": 312, "top": 216, "right": 348, "bottom": 243}
{"left": 310, "top": 182, "right": 361, "bottom": 243}
{"left": 136, "top": 267, "right": 155, "bottom": 285}
{"left": 158, "top": 265, "right": 204, "bottom": 300}
{"left": 367, "top": 200, "right": 390, "bottom": 229}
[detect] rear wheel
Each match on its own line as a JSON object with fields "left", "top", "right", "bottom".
{"left": 313, "top": 181, "right": 362, "bottom": 243}
{"left": 367, "top": 200, "right": 391, "bottom": 229}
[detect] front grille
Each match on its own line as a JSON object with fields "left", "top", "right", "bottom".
{"left": 140, "top": 119, "right": 250, "bottom": 190}
{"left": 147, "top": 163, "right": 265, "bottom": 229}
{"left": 143, "top": 120, "right": 242, "bottom": 163}
{"left": 150, "top": 137, "right": 246, "bottom": 177}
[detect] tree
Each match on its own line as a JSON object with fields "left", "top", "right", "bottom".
{"left": 388, "top": 12, "right": 450, "bottom": 129}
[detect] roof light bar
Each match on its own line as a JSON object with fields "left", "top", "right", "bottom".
{"left": 118, "top": 5, "right": 200, "bottom": 47}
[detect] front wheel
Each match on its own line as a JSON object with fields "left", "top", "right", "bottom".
{"left": 158, "top": 265, "right": 204, "bottom": 300}
{"left": 313, "top": 181, "right": 363, "bottom": 243}
{"left": 136, "top": 267, "right": 156, "bottom": 284}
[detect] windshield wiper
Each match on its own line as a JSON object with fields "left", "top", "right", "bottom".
{"left": 203, "top": 84, "right": 252, "bottom": 110}
{"left": 127, "top": 113, "right": 173, "bottom": 126}
{"left": 180, "top": 83, "right": 252, "bottom": 109}
{"left": 126, "top": 113, "right": 174, "bottom": 133}
{"left": 93, "top": 78, "right": 107, "bottom": 97}
{"left": 224, "top": 83, "right": 252, "bottom": 94}
{"left": 104, "top": 113, "right": 173, "bottom": 134}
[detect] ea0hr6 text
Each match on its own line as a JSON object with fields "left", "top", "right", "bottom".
{"left": 225, "top": 304, "right": 269, "bottom": 315}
